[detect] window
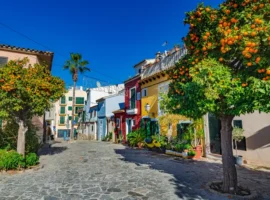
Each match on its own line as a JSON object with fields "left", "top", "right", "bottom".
{"left": 69, "top": 116, "right": 72, "bottom": 120}
{"left": 76, "top": 97, "right": 84, "bottom": 104}
{"left": 60, "top": 96, "right": 66, "bottom": 104}
{"left": 141, "top": 88, "right": 148, "bottom": 97}
{"left": 233, "top": 120, "right": 246, "bottom": 151}
{"left": 130, "top": 87, "right": 136, "bottom": 109}
{"left": 60, "top": 116, "right": 65, "bottom": 124}
{"left": 60, "top": 106, "right": 65, "bottom": 114}
{"left": 91, "top": 125, "right": 94, "bottom": 131}
{"left": 0, "top": 57, "right": 8, "bottom": 67}
{"left": 68, "top": 106, "right": 72, "bottom": 111}
{"left": 94, "top": 110, "right": 96, "bottom": 117}
{"left": 138, "top": 69, "right": 141, "bottom": 74}
{"left": 75, "top": 107, "right": 83, "bottom": 114}
{"left": 233, "top": 120, "right": 243, "bottom": 128}
{"left": 132, "top": 119, "right": 136, "bottom": 127}
{"left": 75, "top": 116, "right": 79, "bottom": 123}
{"left": 68, "top": 97, "right": 72, "bottom": 101}
{"left": 116, "top": 118, "right": 120, "bottom": 128}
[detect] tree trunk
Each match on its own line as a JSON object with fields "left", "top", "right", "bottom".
{"left": 17, "top": 120, "right": 28, "bottom": 157}
{"left": 71, "top": 81, "right": 76, "bottom": 140}
{"left": 219, "top": 115, "right": 237, "bottom": 194}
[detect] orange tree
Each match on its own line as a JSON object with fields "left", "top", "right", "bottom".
{"left": 164, "top": 0, "right": 270, "bottom": 194}
{"left": 0, "top": 58, "right": 65, "bottom": 157}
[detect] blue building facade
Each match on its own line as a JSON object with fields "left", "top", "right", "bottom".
{"left": 96, "top": 92, "right": 124, "bottom": 141}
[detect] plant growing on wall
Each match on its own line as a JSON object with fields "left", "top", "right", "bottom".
{"left": 164, "top": 0, "right": 270, "bottom": 194}
{"left": 0, "top": 58, "right": 65, "bottom": 157}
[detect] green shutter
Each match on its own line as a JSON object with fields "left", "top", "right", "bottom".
{"left": 75, "top": 106, "right": 83, "bottom": 114}
{"left": 130, "top": 88, "right": 136, "bottom": 109}
{"left": 60, "top": 116, "right": 65, "bottom": 124}
{"left": 69, "top": 116, "right": 72, "bottom": 120}
{"left": 69, "top": 97, "right": 72, "bottom": 101}
{"left": 60, "top": 96, "right": 66, "bottom": 104}
{"left": 76, "top": 97, "right": 84, "bottom": 104}
{"left": 68, "top": 106, "right": 72, "bottom": 111}
{"left": 60, "top": 106, "right": 65, "bottom": 114}
{"left": 75, "top": 116, "right": 79, "bottom": 123}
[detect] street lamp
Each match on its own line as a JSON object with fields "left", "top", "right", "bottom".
{"left": 145, "top": 103, "right": 150, "bottom": 117}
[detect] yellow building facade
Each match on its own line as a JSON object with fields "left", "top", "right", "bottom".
{"left": 140, "top": 48, "right": 187, "bottom": 137}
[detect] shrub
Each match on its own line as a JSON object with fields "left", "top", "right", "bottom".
{"left": 25, "top": 153, "right": 39, "bottom": 167}
{"left": 0, "top": 120, "right": 40, "bottom": 154}
{"left": 127, "top": 128, "right": 146, "bottom": 147}
{"left": 188, "top": 150, "right": 196, "bottom": 157}
{"left": 0, "top": 150, "right": 25, "bottom": 170}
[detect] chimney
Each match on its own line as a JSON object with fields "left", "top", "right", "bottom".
{"left": 155, "top": 51, "right": 161, "bottom": 62}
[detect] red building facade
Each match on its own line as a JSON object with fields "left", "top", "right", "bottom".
{"left": 113, "top": 74, "right": 141, "bottom": 142}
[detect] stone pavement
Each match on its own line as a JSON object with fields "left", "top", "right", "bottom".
{"left": 0, "top": 141, "right": 269, "bottom": 200}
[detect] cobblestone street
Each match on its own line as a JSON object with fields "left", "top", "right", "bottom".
{"left": 0, "top": 141, "right": 269, "bottom": 200}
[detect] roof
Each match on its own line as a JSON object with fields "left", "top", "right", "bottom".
{"left": 0, "top": 44, "right": 54, "bottom": 70}
{"left": 141, "top": 47, "right": 187, "bottom": 80}
{"left": 133, "top": 59, "right": 155, "bottom": 68}
{"left": 0, "top": 44, "right": 54, "bottom": 56}
{"left": 96, "top": 89, "right": 124, "bottom": 102}
{"left": 124, "top": 74, "right": 140, "bottom": 83}
{"left": 112, "top": 109, "right": 125, "bottom": 114}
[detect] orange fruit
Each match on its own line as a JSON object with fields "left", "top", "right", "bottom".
{"left": 261, "top": 69, "right": 265, "bottom": 73}
{"left": 228, "top": 40, "right": 233, "bottom": 45}
{"left": 233, "top": 4, "right": 238, "bottom": 8}
{"left": 266, "top": 70, "right": 270, "bottom": 75}
{"left": 256, "top": 57, "right": 261, "bottom": 63}
{"left": 219, "top": 58, "right": 223, "bottom": 62}
{"left": 206, "top": 8, "right": 211, "bottom": 12}
{"left": 259, "top": 4, "right": 264, "bottom": 8}
{"left": 251, "top": 32, "right": 256, "bottom": 37}
{"left": 206, "top": 32, "right": 210, "bottom": 36}
{"left": 203, "top": 36, "right": 208, "bottom": 40}
{"left": 247, "top": 62, "right": 252, "bottom": 67}
{"left": 243, "top": 32, "right": 248, "bottom": 36}
{"left": 251, "top": 24, "right": 256, "bottom": 29}
{"left": 258, "top": 69, "right": 262, "bottom": 73}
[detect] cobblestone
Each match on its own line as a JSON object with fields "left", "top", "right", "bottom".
{"left": 0, "top": 141, "right": 269, "bottom": 200}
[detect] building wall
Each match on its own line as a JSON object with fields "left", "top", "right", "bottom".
{"left": 124, "top": 76, "right": 141, "bottom": 135}
{"left": 105, "top": 95, "right": 125, "bottom": 117}
{"left": 97, "top": 117, "right": 107, "bottom": 140}
{"left": 54, "top": 87, "right": 87, "bottom": 138}
{"left": 0, "top": 50, "right": 39, "bottom": 66}
{"left": 114, "top": 113, "right": 126, "bottom": 142}
{"left": 141, "top": 75, "right": 168, "bottom": 118}
{"left": 233, "top": 111, "right": 270, "bottom": 167}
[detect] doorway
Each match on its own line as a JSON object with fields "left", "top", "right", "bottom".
{"left": 126, "top": 119, "right": 132, "bottom": 135}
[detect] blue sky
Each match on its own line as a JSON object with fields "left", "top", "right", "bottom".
{"left": 0, "top": 0, "right": 222, "bottom": 88}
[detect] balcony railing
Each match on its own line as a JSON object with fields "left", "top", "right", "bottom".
{"left": 142, "top": 47, "right": 187, "bottom": 80}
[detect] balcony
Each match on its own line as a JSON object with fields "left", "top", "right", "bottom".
{"left": 126, "top": 108, "right": 138, "bottom": 115}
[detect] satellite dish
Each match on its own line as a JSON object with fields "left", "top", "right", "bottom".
{"left": 96, "top": 81, "right": 101, "bottom": 88}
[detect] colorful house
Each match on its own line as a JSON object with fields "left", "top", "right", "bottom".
{"left": 113, "top": 59, "right": 154, "bottom": 142}
{"left": 78, "top": 84, "right": 124, "bottom": 138}
{"left": 140, "top": 47, "right": 187, "bottom": 136}
{"left": 96, "top": 91, "right": 124, "bottom": 141}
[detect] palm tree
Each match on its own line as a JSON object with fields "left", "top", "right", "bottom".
{"left": 63, "top": 53, "right": 89, "bottom": 139}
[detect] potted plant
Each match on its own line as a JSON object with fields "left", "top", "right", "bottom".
{"left": 187, "top": 150, "right": 196, "bottom": 159}
{"left": 232, "top": 127, "right": 244, "bottom": 165}
{"left": 137, "top": 142, "right": 144, "bottom": 149}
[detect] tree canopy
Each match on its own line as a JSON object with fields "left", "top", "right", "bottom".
{"left": 166, "top": 0, "right": 270, "bottom": 119}
{"left": 0, "top": 58, "right": 65, "bottom": 121}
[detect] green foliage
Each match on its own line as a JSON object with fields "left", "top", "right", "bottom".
{"left": 188, "top": 150, "right": 196, "bottom": 157}
{"left": 0, "top": 58, "right": 66, "bottom": 121}
{"left": 63, "top": 53, "right": 90, "bottom": 81}
{"left": 232, "top": 127, "right": 244, "bottom": 142}
{"left": 0, "top": 150, "right": 25, "bottom": 170}
{"left": 0, "top": 120, "right": 40, "bottom": 154}
{"left": 127, "top": 128, "right": 146, "bottom": 147}
{"left": 152, "top": 135, "right": 168, "bottom": 148}
{"left": 25, "top": 153, "right": 39, "bottom": 167}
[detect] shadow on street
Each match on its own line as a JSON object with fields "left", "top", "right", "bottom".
{"left": 114, "top": 147, "right": 270, "bottom": 200}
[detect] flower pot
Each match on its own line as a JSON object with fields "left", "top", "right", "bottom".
{"left": 194, "top": 145, "right": 202, "bottom": 159}
{"left": 234, "top": 156, "right": 243, "bottom": 165}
